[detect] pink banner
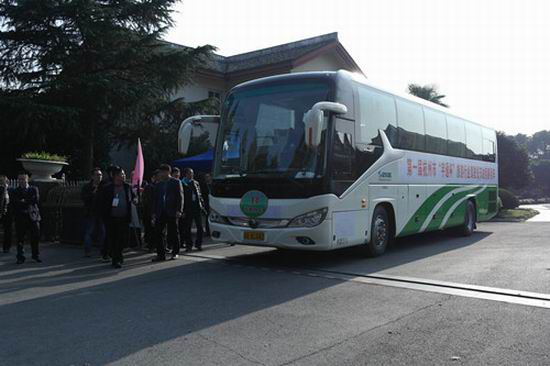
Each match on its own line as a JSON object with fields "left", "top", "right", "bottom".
{"left": 132, "top": 138, "right": 144, "bottom": 189}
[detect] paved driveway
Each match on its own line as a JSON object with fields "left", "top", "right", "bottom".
{"left": 522, "top": 203, "right": 550, "bottom": 222}
{"left": 1, "top": 221, "right": 549, "bottom": 366}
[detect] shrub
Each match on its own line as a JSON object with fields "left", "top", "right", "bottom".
{"left": 22, "top": 151, "right": 67, "bottom": 162}
{"left": 499, "top": 188, "right": 520, "bottom": 209}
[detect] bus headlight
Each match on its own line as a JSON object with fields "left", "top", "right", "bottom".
{"left": 287, "top": 208, "right": 328, "bottom": 228}
{"left": 209, "top": 209, "right": 226, "bottom": 224}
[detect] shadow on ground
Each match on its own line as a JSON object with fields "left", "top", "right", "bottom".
{"left": 0, "top": 229, "right": 490, "bottom": 365}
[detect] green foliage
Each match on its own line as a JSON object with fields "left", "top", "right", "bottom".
{"left": 497, "top": 132, "right": 532, "bottom": 190}
{"left": 531, "top": 160, "right": 550, "bottom": 196}
{"left": 499, "top": 188, "right": 520, "bottom": 209}
{"left": 407, "top": 84, "right": 449, "bottom": 107}
{"left": 513, "top": 130, "right": 550, "bottom": 159}
{"left": 0, "top": 0, "right": 214, "bottom": 177}
{"left": 528, "top": 130, "right": 550, "bottom": 159}
{"left": 496, "top": 208, "right": 538, "bottom": 221}
{"left": 22, "top": 152, "right": 67, "bottom": 162}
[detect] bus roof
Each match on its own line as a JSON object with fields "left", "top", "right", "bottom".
{"left": 232, "top": 70, "right": 495, "bottom": 133}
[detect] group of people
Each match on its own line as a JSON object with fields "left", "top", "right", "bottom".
{"left": 0, "top": 163, "right": 212, "bottom": 269}
{"left": 81, "top": 164, "right": 211, "bottom": 268}
{"left": 0, "top": 173, "right": 42, "bottom": 264}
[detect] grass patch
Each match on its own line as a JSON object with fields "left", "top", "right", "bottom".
{"left": 495, "top": 208, "right": 539, "bottom": 221}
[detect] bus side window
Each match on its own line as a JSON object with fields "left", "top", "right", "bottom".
{"left": 424, "top": 108, "right": 448, "bottom": 155}
{"left": 395, "top": 98, "right": 425, "bottom": 152}
{"left": 482, "top": 128, "right": 497, "bottom": 162}
{"left": 465, "top": 122, "right": 483, "bottom": 160}
{"left": 357, "top": 86, "right": 398, "bottom": 146}
{"left": 447, "top": 116, "right": 466, "bottom": 158}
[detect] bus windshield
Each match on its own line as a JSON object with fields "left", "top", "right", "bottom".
{"left": 214, "top": 82, "right": 332, "bottom": 179}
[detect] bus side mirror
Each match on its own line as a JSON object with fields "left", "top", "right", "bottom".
{"left": 178, "top": 115, "right": 220, "bottom": 155}
{"left": 303, "top": 102, "right": 348, "bottom": 147}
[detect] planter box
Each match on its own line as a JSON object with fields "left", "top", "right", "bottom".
{"left": 17, "top": 158, "right": 68, "bottom": 182}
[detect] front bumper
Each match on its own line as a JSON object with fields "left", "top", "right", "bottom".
{"left": 209, "top": 219, "right": 334, "bottom": 251}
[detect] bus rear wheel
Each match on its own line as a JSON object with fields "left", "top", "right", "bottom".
{"left": 365, "top": 206, "right": 391, "bottom": 257}
{"left": 458, "top": 200, "right": 476, "bottom": 236}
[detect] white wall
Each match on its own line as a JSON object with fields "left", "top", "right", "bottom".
{"left": 291, "top": 52, "right": 348, "bottom": 73}
{"left": 172, "top": 74, "right": 225, "bottom": 103}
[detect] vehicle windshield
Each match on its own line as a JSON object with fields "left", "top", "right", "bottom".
{"left": 214, "top": 82, "right": 332, "bottom": 179}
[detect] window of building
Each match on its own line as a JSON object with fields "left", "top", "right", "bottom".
{"left": 424, "top": 107, "right": 447, "bottom": 155}
{"left": 396, "top": 98, "right": 425, "bottom": 151}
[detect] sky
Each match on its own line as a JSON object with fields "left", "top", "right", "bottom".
{"left": 165, "top": 0, "right": 550, "bottom": 135}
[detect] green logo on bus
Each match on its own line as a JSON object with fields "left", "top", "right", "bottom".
{"left": 240, "top": 190, "right": 268, "bottom": 218}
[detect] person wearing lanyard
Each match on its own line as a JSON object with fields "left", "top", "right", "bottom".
{"left": 181, "top": 168, "right": 206, "bottom": 252}
{"left": 151, "top": 164, "right": 183, "bottom": 262}
{"left": 99, "top": 168, "right": 133, "bottom": 269}
{"left": 12, "top": 172, "right": 41, "bottom": 264}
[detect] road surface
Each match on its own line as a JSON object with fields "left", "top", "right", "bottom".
{"left": 1, "top": 221, "right": 549, "bottom": 365}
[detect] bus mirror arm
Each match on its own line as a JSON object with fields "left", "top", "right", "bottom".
{"left": 179, "top": 122, "right": 193, "bottom": 155}
{"left": 303, "top": 102, "right": 348, "bottom": 147}
{"left": 378, "top": 129, "right": 405, "bottom": 163}
{"left": 379, "top": 129, "right": 395, "bottom": 153}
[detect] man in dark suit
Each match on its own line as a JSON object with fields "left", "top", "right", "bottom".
{"left": 151, "top": 164, "right": 183, "bottom": 261}
{"left": 0, "top": 174, "right": 12, "bottom": 253}
{"left": 81, "top": 168, "right": 105, "bottom": 258}
{"left": 199, "top": 173, "right": 212, "bottom": 237}
{"left": 182, "top": 168, "right": 206, "bottom": 252}
{"left": 12, "top": 172, "right": 41, "bottom": 264}
{"left": 99, "top": 167, "right": 133, "bottom": 269}
{"left": 141, "top": 170, "right": 158, "bottom": 252}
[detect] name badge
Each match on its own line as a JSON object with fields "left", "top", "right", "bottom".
{"left": 112, "top": 198, "right": 120, "bottom": 207}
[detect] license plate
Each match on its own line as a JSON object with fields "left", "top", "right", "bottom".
{"left": 243, "top": 231, "right": 265, "bottom": 241}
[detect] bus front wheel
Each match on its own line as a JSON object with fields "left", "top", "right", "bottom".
{"left": 365, "top": 206, "right": 391, "bottom": 257}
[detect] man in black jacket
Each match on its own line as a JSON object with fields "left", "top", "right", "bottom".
{"left": 182, "top": 168, "right": 206, "bottom": 252}
{"left": 199, "top": 173, "right": 212, "bottom": 237}
{"left": 141, "top": 170, "right": 158, "bottom": 252}
{"left": 0, "top": 174, "right": 11, "bottom": 253}
{"left": 81, "top": 168, "right": 105, "bottom": 258}
{"left": 99, "top": 168, "right": 133, "bottom": 269}
{"left": 151, "top": 164, "right": 183, "bottom": 261}
{"left": 12, "top": 172, "right": 41, "bottom": 264}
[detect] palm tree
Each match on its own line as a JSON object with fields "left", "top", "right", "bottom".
{"left": 407, "top": 84, "right": 449, "bottom": 108}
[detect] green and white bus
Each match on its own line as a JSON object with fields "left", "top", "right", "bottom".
{"left": 182, "top": 70, "right": 498, "bottom": 255}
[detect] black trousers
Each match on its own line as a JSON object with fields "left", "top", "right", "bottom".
{"left": 184, "top": 211, "right": 203, "bottom": 250}
{"left": 106, "top": 217, "right": 128, "bottom": 265}
{"left": 155, "top": 214, "right": 180, "bottom": 259}
{"left": 203, "top": 208, "right": 210, "bottom": 236}
{"left": 143, "top": 212, "right": 154, "bottom": 249}
{"left": 1, "top": 214, "right": 12, "bottom": 252}
{"left": 15, "top": 216, "right": 40, "bottom": 261}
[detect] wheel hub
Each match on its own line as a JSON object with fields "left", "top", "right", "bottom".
{"left": 374, "top": 216, "right": 387, "bottom": 246}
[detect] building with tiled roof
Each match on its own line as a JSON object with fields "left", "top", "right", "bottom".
{"left": 172, "top": 32, "right": 364, "bottom": 104}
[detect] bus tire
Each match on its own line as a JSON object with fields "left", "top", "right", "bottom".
{"left": 459, "top": 200, "right": 476, "bottom": 236}
{"left": 365, "top": 205, "right": 391, "bottom": 257}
